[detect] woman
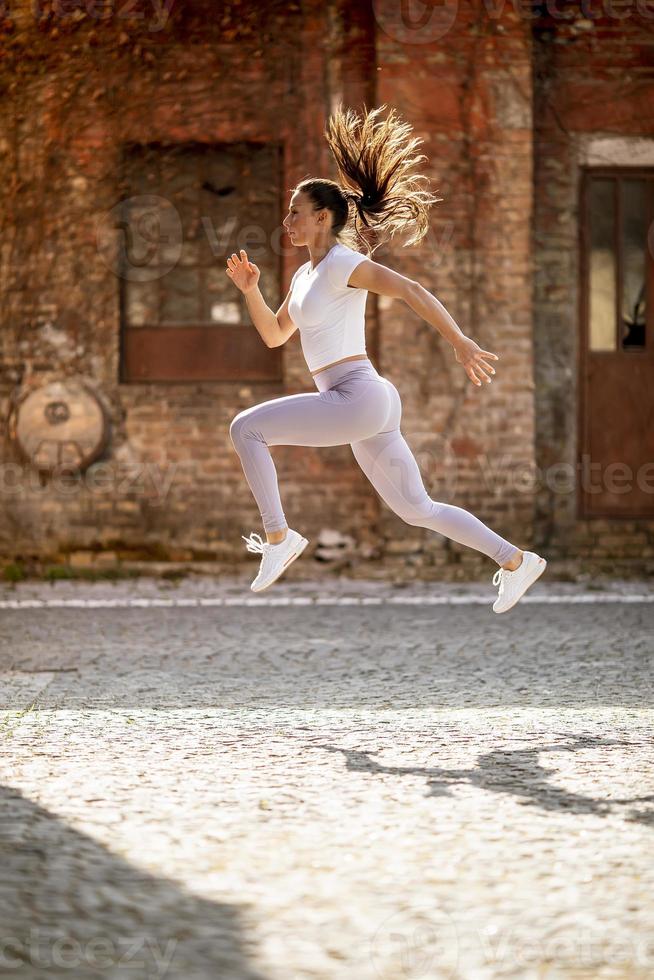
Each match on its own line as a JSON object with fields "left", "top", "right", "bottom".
{"left": 226, "top": 104, "right": 546, "bottom": 612}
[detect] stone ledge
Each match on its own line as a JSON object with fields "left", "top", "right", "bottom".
{"left": 2, "top": 554, "right": 654, "bottom": 585}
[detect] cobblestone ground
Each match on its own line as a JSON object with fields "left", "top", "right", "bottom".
{"left": 0, "top": 574, "right": 653, "bottom": 980}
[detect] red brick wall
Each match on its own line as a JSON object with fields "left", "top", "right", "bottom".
{"left": 372, "top": 0, "right": 536, "bottom": 569}
{"left": 0, "top": 0, "right": 383, "bottom": 565}
{"left": 1, "top": 0, "right": 652, "bottom": 575}
{"left": 532, "top": 5, "right": 654, "bottom": 571}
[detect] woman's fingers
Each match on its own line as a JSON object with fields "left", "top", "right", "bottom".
{"left": 225, "top": 250, "right": 255, "bottom": 291}
{"left": 475, "top": 352, "right": 498, "bottom": 379}
{"left": 465, "top": 357, "right": 493, "bottom": 386}
{"left": 453, "top": 339, "right": 501, "bottom": 387}
{"left": 227, "top": 250, "right": 251, "bottom": 272}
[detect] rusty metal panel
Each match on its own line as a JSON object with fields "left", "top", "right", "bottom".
{"left": 121, "top": 326, "right": 283, "bottom": 382}
{"left": 583, "top": 355, "right": 654, "bottom": 516}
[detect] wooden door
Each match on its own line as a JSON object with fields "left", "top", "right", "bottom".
{"left": 579, "top": 169, "right": 654, "bottom": 517}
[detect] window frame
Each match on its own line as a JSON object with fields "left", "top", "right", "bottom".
{"left": 580, "top": 166, "right": 652, "bottom": 357}
{"left": 117, "top": 140, "right": 285, "bottom": 384}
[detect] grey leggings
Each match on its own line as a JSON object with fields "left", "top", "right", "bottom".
{"left": 229, "top": 357, "right": 519, "bottom": 566}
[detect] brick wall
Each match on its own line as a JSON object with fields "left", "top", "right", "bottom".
{"left": 1, "top": 0, "right": 652, "bottom": 576}
{"left": 372, "top": 0, "right": 536, "bottom": 571}
{"left": 0, "top": 0, "right": 383, "bottom": 566}
{"left": 532, "top": 7, "right": 654, "bottom": 571}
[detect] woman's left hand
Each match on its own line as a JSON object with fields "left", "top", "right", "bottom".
{"left": 452, "top": 336, "right": 499, "bottom": 387}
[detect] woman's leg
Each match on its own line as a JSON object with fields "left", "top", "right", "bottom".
{"left": 350, "top": 382, "right": 520, "bottom": 566}
{"left": 229, "top": 379, "right": 391, "bottom": 536}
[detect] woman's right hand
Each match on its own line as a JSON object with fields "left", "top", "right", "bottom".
{"left": 225, "top": 249, "right": 260, "bottom": 294}
{"left": 452, "top": 335, "right": 498, "bottom": 387}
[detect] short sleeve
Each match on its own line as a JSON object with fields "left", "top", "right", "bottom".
{"left": 289, "top": 261, "right": 309, "bottom": 292}
{"left": 326, "top": 246, "right": 368, "bottom": 290}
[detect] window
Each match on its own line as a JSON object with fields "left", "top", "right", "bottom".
{"left": 579, "top": 167, "right": 654, "bottom": 518}
{"left": 118, "top": 142, "right": 284, "bottom": 382}
{"left": 584, "top": 171, "right": 651, "bottom": 353}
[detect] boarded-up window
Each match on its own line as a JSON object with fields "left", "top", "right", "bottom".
{"left": 117, "top": 142, "right": 283, "bottom": 382}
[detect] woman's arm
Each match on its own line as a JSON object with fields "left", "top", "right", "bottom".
{"left": 242, "top": 285, "right": 283, "bottom": 348}
{"left": 348, "top": 258, "right": 499, "bottom": 387}
{"left": 226, "top": 249, "right": 297, "bottom": 349}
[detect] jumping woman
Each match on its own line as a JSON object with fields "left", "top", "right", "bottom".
{"left": 226, "top": 104, "right": 547, "bottom": 612}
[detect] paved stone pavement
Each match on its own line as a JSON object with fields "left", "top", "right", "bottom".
{"left": 0, "top": 573, "right": 653, "bottom": 980}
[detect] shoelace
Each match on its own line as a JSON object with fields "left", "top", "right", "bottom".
{"left": 492, "top": 566, "right": 507, "bottom": 595}
{"left": 242, "top": 531, "right": 270, "bottom": 555}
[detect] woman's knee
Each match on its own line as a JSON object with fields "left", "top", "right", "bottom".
{"left": 229, "top": 411, "right": 252, "bottom": 447}
{"left": 400, "top": 511, "right": 428, "bottom": 528}
{"left": 399, "top": 498, "right": 445, "bottom": 527}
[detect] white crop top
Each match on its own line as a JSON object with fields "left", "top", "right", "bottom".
{"left": 287, "top": 242, "right": 369, "bottom": 373}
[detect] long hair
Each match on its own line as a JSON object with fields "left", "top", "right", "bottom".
{"left": 295, "top": 103, "right": 442, "bottom": 256}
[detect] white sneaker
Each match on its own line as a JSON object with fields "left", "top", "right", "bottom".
{"left": 492, "top": 551, "right": 547, "bottom": 613}
{"left": 242, "top": 528, "right": 309, "bottom": 592}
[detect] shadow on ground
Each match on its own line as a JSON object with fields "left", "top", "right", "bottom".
{"left": 0, "top": 784, "right": 269, "bottom": 979}
{"left": 314, "top": 733, "right": 654, "bottom": 827}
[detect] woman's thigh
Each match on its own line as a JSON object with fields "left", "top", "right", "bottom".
{"left": 350, "top": 427, "right": 433, "bottom": 521}
{"left": 230, "top": 377, "right": 393, "bottom": 449}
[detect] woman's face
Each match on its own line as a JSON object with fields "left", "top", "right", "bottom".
{"left": 283, "top": 191, "right": 329, "bottom": 246}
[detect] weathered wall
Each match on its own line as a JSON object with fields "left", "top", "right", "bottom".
{"left": 1, "top": 0, "right": 652, "bottom": 577}
{"left": 0, "top": 0, "right": 383, "bottom": 565}
{"left": 372, "top": 0, "right": 536, "bottom": 573}
{"left": 532, "top": 7, "right": 654, "bottom": 567}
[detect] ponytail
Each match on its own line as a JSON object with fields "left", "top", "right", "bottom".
{"left": 295, "top": 103, "right": 442, "bottom": 256}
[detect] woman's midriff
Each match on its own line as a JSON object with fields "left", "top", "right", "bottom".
{"left": 310, "top": 354, "right": 369, "bottom": 376}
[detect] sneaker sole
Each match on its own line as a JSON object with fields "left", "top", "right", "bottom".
{"left": 251, "top": 537, "right": 309, "bottom": 593}
{"left": 493, "top": 556, "right": 547, "bottom": 614}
